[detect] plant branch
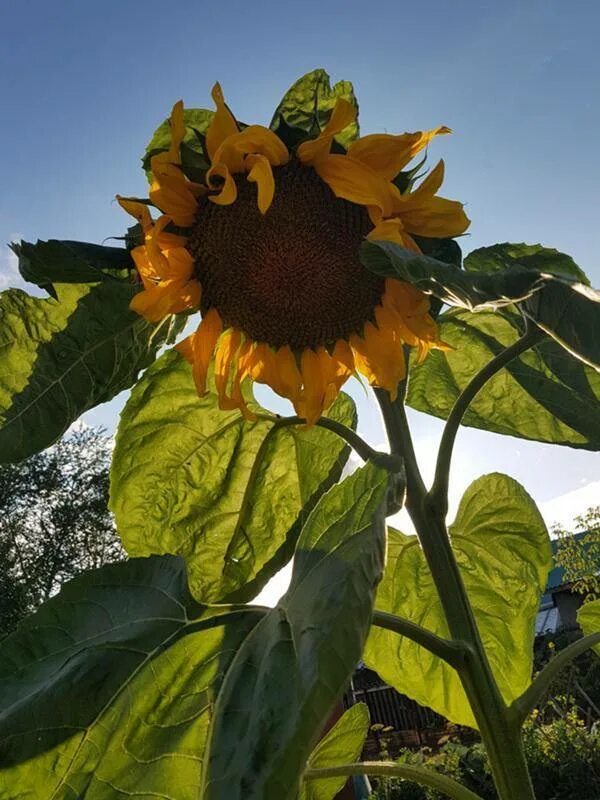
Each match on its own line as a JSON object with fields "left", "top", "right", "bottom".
{"left": 256, "top": 414, "right": 404, "bottom": 474}
{"left": 304, "top": 761, "right": 484, "bottom": 800}
{"left": 372, "top": 609, "right": 469, "bottom": 668}
{"left": 509, "top": 631, "right": 600, "bottom": 726}
{"left": 428, "top": 326, "right": 545, "bottom": 517}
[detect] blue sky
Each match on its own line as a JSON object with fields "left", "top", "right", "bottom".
{"left": 1, "top": 0, "right": 598, "bottom": 548}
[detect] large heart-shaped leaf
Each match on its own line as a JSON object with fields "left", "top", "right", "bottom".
{"left": 202, "top": 462, "right": 388, "bottom": 800}
{"left": 364, "top": 473, "right": 551, "bottom": 728}
{"left": 300, "top": 703, "right": 370, "bottom": 800}
{"left": 110, "top": 349, "right": 356, "bottom": 604}
{"left": 0, "top": 555, "right": 263, "bottom": 798}
{"left": 12, "top": 239, "right": 134, "bottom": 294}
{"left": 270, "top": 69, "right": 359, "bottom": 150}
{"left": 361, "top": 240, "right": 600, "bottom": 369}
{"left": 0, "top": 282, "right": 172, "bottom": 463}
{"left": 407, "top": 308, "right": 600, "bottom": 449}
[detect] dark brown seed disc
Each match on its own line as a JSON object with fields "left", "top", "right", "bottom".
{"left": 188, "top": 158, "right": 385, "bottom": 350}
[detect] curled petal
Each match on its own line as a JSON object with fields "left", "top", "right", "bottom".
{"left": 152, "top": 100, "right": 186, "bottom": 168}
{"left": 207, "top": 162, "right": 238, "bottom": 206}
{"left": 206, "top": 83, "right": 239, "bottom": 162}
{"left": 367, "top": 217, "right": 420, "bottom": 252}
{"left": 214, "top": 125, "right": 289, "bottom": 173}
{"left": 130, "top": 280, "right": 189, "bottom": 323}
{"left": 149, "top": 162, "right": 201, "bottom": 226}
{"left": 246, "top": 154, "right": 275, "bottom": 214}
{"left": 116, "top": 197, "right": 153, "bottom": 232}
{"left": 350, "top": 323, "right": 406, "bottom": 401}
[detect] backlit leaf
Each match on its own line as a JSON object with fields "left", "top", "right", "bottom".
{"left": 0, "top": 282, "right": 172, "bottom": 463}
{"left": 270, "top": 69, "right": 359, "bottom": 150}
{"left": 361, "top": 240, "right": 600, "bottom": 369}
{"left": 110, "top": 349, "right": 356, "bottom": 604}
{"left": 578, "top": 599, "right": 600, "bottom": 656}
{"left": 0, "top": 555, "right": 263, "bottom": 798}
{"left": 364, "top": 473, "right": 551, "bottom": 728}
{"left": 300, "top": 703, "right": 370, "bottom": 800}
{"left": 203, "top": 462, "right": 388, "bottom": 799}
{"left": 407, "top": 308, "right": 600, "bottom": 449}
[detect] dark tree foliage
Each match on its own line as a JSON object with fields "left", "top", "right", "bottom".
{"left": 0, "top": 426, "right": 124, "bottom": 637}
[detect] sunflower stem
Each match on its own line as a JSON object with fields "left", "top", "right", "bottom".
{"left": 376, "top": 391, "right": 536, "bottom": 800}
{"left": 428, "top": 325, "right": 545, "bottom": 519}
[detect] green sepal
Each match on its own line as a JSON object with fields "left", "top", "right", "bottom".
{"left": 11, "top": 239, "right": 134, "bottom": 296}
{"left": 110, "top": 350, "right": 357, "bottom": 604}
{"left": 270, "top": 69, "right": 359, "bottom": 151}
{"left": 202, "top": 462, "right": 388, "bottom": 800}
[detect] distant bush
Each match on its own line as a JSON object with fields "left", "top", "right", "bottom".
{"left": 369, "top": 713, "right": 600, "bottom": 800}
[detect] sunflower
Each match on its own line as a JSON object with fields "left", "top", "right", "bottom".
{"left": 118, "top": 80, "right": 469, "bottom": 424}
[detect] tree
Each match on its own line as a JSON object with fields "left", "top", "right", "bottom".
{"left": 554, "top": 507, "right": 600, "bottom": 601}
{"left": 0, "top": 425, "right": 124, "bottom": 637}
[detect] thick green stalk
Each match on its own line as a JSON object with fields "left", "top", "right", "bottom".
{"left": 376, "top": 391, "right": 536, "bottom": 800}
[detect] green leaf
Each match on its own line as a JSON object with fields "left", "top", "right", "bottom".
{"left": 143, "top": 107, "right": 214, "bottom": 183}
{"left": 12, "top": 239, "right": 134, "bottom": 295}
{"left": 110, "top": 349, "right": 356, "bottom": 604}
{"left": 203, "top": 462, "right": 388, "bottom": 800}
{"left": 364, "top": 473, "right": 551, "bottom": 728}
{"left": 578, "top": 599, "right": 600, "bottom": 656}
{"left": 0, "top": 555, "right": 263, "bottom": 797}
{"left": 465, "top": 242, "right": 590, "bottom": 284}
{"left": 0, "top": 282, "right": 172, "bottom": 463}
{"left": 407, "top": 307, "right": 600, "bottom": 449}
{"left": 299, "top": 703, "right": 370, "bottom": 800}
{"left": 270, "top": 69, "right": 359, "bottom": 150}
{"left": 361, "top": 240, "right": 600, "bottom": 370}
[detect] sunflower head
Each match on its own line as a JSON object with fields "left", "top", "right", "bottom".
{"left": 118, "top": 70, "right": 469, "bottom": 424}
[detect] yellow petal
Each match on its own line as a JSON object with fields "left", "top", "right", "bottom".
{"left": 315, "top": 154, "right": 396, "bottom": 217}
{"left": 190, "top": 308, "right": 224, "bottom": 396}
{"left": 297, "top": 98, "right": 356, "bottom": 165}
{"left": 175, "top": 334, "right": 194, "bottom": 363}
{"left": 206, "top": 162, "right": 238, "bottom": 206}
{"left": 350, "top": 323, "right": 406, "bottom": 400}
{"left": 245, "top": 154, "right": 275, "bottom": 214}
{"left": 130, "top": 280, "right": 187, "bottom": 323}
{"left": 214, "top": 328, "right": 243, "bottom": 409}
{"left": 400, "top": 195, "right": 470, "bottom": 238}
{"left": 403, "top": 160, "right": 445, "bottom": 203}
{"left": 213, "top": 125, "right": 289, "bottom": 173}
{"left": 296, "top": 348, "right": 329, "bottom": 425}
{"left": 149, "top": 164, "right": 200, "bottom": 226}
{"left": 347, "top": 127, "right": 450, "bottom": 180}
{"left": 152, "top": 100, "right": 186, "bottom": 168}
{"left": 131, "top": 246, "right": 158, "bottom": 288}
{"left": 205, "top": 83, "right": 239, "bottom": 163}
{"left": 163, "top": 246, "right": 195, "bottom": 281}
{"left": 117, "top": 197, "right": 153, "bottom": 232}
{"left": 271, "top": 345, "right": 303, "bottom": 402}
{"left": 366, "top": 217, "right": 420, "bottom": 252}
